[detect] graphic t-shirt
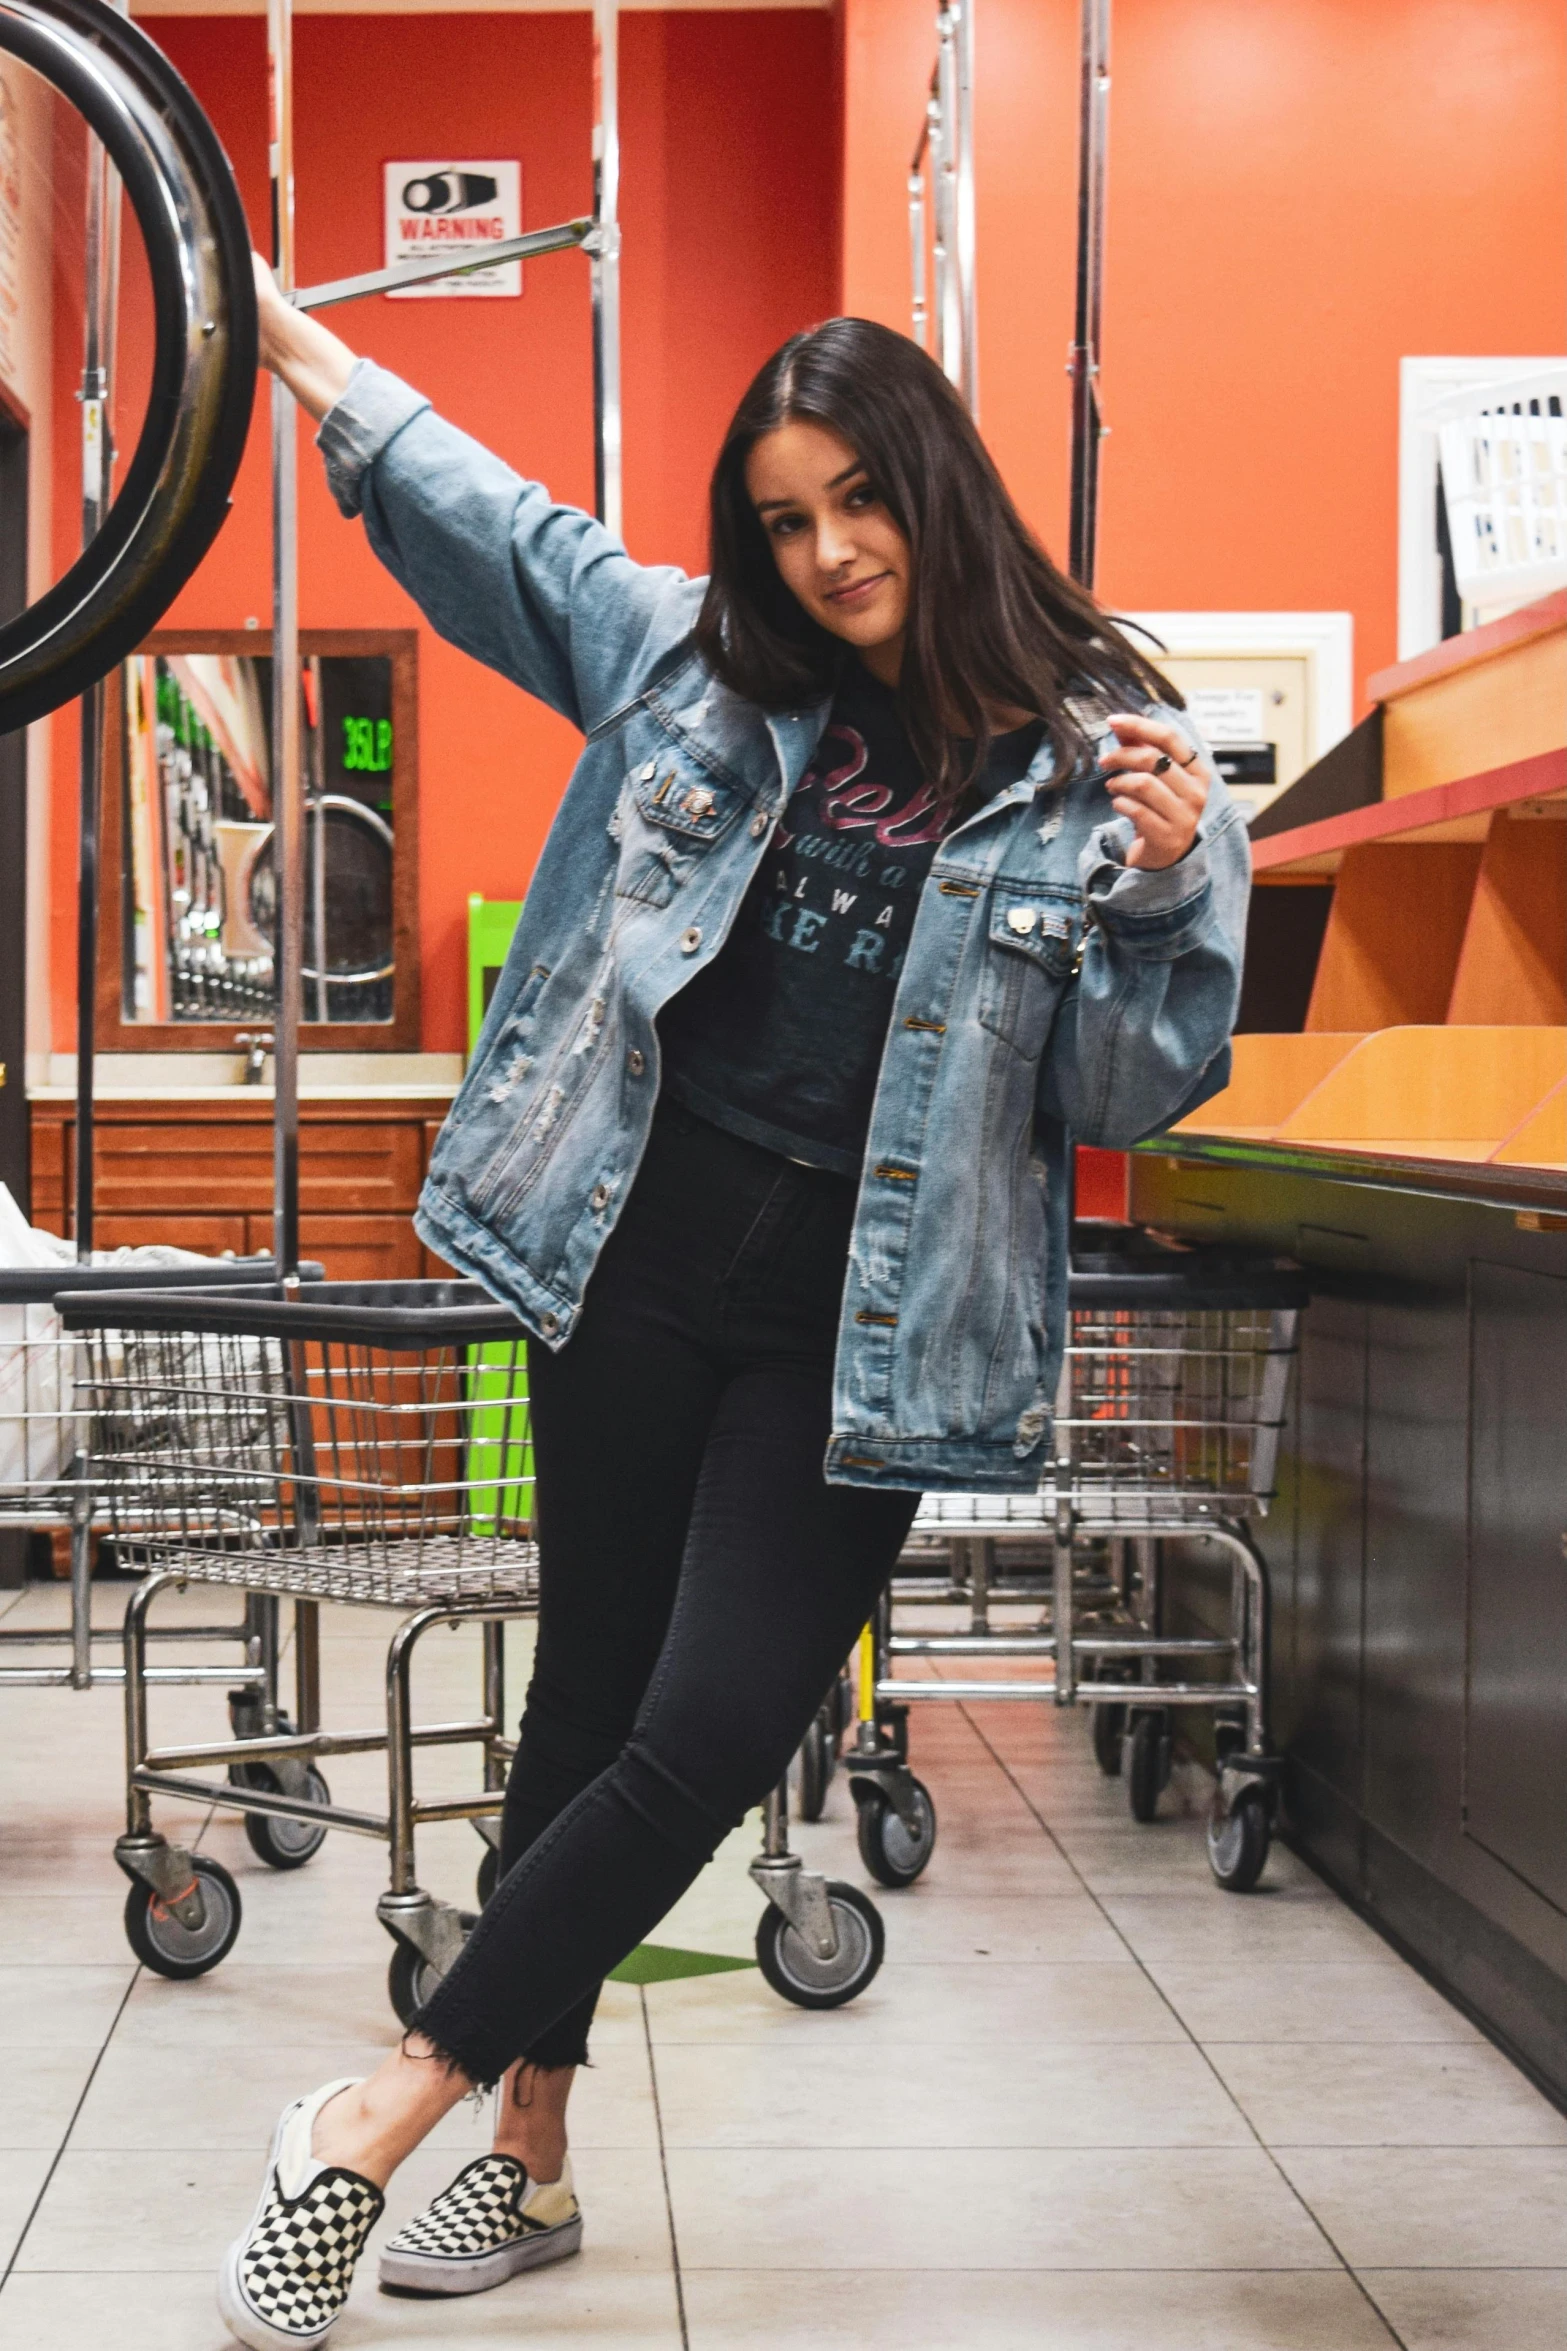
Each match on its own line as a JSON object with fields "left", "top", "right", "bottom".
{"left": 659, "top": 666, "right": 1044, "bottom": 1176}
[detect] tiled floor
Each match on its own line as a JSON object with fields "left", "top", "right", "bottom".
{"left": 2, "top": 1575, "right": 1564, "bottom": 2349}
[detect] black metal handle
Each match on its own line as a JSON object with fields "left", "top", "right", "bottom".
{"left": 0, "top": 0, "right": 256, "bottom": 733}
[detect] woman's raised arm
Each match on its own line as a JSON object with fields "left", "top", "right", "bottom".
{"left": 251, "top": 255, "right": 697, "bottom": 733}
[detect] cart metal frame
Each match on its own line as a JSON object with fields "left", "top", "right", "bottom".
{"left": 844, "top": 1239, "right": 1306, "bottom": 1889}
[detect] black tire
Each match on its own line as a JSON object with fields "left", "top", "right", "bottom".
{"left": 476, "top": 1844, "right": 500, "bottom": 1908}
{"left": 1207, "top": 1790, "right": 1271, "bottom": 1893}
{"left": 123, "top": 1853, "right": 242, "bottom": 1979}
{"left": 387, "top": 1941, "right": 446, "bottom": 2029}
{"left": 239, "top": 1765, "right": 331, "bottom": 1870}
{"left": 796, "top": 1715, "right": 831, "bottom": 1823}
{"left": 855, "top": 1780, "right": 937, "bottom": 1888}
{"left": 0, "top": 0, "right": 256, "bottom": 730}
{"left": 754, "top": 1882, "right": 884, "bottom": 2010}
{"left": 1127, "top": 1713, "right": 1168, "bottom": 1824}
{"left": 1091, "top": 1703, "right": 1126, "bottom": 1777}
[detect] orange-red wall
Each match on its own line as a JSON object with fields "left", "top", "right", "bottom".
{"left": 845, "top": 0, "right": 1567, "bottom": 673}
{"left": 47, "top": 2, "right": 1567, "bottom": 1057}
{"left": 49, "top": 8, "right": 840, "bottom": 1053}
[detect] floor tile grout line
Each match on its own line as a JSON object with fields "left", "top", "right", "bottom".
{"left": 641, "top": 1983, "right": 690, "bottom": 2351}
{"left": 958, "top": 1704, "right": 1413, "bottom": 2351}
{"left": 0, "top": 1964, "right": 141, "bottom": 2296}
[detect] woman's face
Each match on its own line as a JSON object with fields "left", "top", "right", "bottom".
{"left": 745, "top": 420, "right": 910, "bottom": 682}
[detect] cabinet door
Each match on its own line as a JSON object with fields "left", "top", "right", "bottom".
{"left": 1464, "top": 1261, "right": 1567, "bottom": 1915}
{"left": 266, "top": 1215, "right": 425, "bottom": 1284}
{"left": 91, "top": 1213, "right": 251, "bottom": 1258}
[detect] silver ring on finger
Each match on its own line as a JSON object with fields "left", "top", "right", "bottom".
{"left": 1176, "top": 743, "right": 1201, "bottom": 768}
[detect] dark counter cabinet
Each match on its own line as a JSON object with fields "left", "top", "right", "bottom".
{"left": 1132, "top": 1149, "right": 1567, "bottom": 2106}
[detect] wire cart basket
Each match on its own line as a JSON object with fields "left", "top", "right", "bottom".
{"left": 1, "top": 1258, "right": 314, "bottom": 1697}
{"left": 59, "top": 1277, "right": 540, "bottom": 2020}
{"left": 839, "top": 1228, "right": 1307, "bottom": 1897}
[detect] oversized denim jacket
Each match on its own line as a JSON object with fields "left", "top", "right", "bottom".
{"left": 318, "top": 362, "right": 1250, "bottom": 1492}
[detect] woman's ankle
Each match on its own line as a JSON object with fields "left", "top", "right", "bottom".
{"left": 491, "top": 2059, "right": 575, "bottom": 2183}
{"left": 311, "top": 2043, "right": 474, "bottom": 2188}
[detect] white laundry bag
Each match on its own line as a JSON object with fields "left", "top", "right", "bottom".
{"left": 0, "top": 1184, "right": 78, "bottom": 1492}
{"left": 0, "top": 1191, "right": 224, "bottom": 1493}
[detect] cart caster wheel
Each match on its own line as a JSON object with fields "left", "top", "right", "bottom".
{"left": 796, "top": 1712, "right": 833, "bottom": 1823}
{"left": 124, "top": 1854, "right": 242, "bottom": 1979}
{"left": 1090, "top": 1703, "right": 1126, "bottom": 1777}
{"left": 1207, "top": 1790, "right": 1271, "bottom": 1892}
{"left": 239, "top": 1766, "right": 331, "bottom": 1870}
{"left": 754, "top": 1882, "right": 884, "bottom": 2010}
{"left": 1127, "top": 1713, "right": 1170, "bottom": 1824}
{"left": 476, "top": 1844, "right": 500, "bottom": 1908}
{"left": 856, "top": 1779, "right": 937, "bottom": 1887}
{"left": 388, "top": 1941, "right": 447, "bottom": 2028}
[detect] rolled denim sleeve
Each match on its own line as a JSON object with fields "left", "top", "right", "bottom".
{"left": 313, "top": 361, "right": 697, "bottom": 732}
{"left": 1038, "top": 800, "right": 1250, "bottom": 1149}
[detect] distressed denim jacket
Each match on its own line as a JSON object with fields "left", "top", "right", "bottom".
{"left": 319, "top": 362, "right": 1250, "bottom": 1491}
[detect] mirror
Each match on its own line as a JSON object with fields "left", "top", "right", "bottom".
{"left": 102, "top": 629, "right": 420, "bottom": 1050}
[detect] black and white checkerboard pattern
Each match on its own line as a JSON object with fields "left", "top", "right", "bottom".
{"left": 384, "top": 2153, "right": 538, "bottom": 2258}
{"left": 239, "top": 2167, "right": 384, "bottom": 2335}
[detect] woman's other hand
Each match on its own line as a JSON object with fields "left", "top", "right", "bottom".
{"left": 252, "top": 252, "right": 358, "bottom": 423}
{"left": 1098, "top": 713, "right": 1212, "bottom": 870}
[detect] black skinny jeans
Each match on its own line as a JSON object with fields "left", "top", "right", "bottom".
{"left": 415, "top": 1102, "right": 920, "bottom": 2086}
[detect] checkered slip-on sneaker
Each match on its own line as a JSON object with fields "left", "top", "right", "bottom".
{"left": 218, "top": 2078, "right": 385, "bottom": 2350}
{"left": 378, "top": 2151, "right": 583, "bottom": 2296}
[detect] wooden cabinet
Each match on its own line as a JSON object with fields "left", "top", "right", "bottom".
{"left": 29, "top": 1097, "right": 451, "bottom": 1281}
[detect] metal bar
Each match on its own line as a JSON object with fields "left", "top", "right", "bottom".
{"left": 409, "top": 1792, "right": 512, "bottom": 1826}
{"left": 129, "top": 1769, "right": 388, "bottom": 1838}
{"left": 0, "top": 1665, "right": 267, "bottom": 1689}
{"left": 73, "top": 16, "right": 125, "bottom": 1264}
{"left": 294, "top": 1596, "right": 320, "bottom": 1734}
{"left": 591, "top": 0, "right": 622, "bottom": 536}
{"left": 1071, "top": 1636, "right": 1234, "bottom": 1656}
{"left": 0, "top": 1624, "right": 256, "bottom": 1644}
{"left": 908, "top": 168, "right": 928, "bottom": 349}
{"left": 877, "top": 1677, "right": 1256, "bottom": 1705}
{"left": 68, "top": 1504, "right": 92, "bottom": 1687}
{"left": 141, "top": 1716, "right": 497, "bottom": 1770}
{"left": 268, "top": 0, "right": 302, "bottom": 1280}
{"left": 292, "top": 220, "right": 594, "bottom": 313}
{"left": 1067, "top": 0, "right": 1111, "bottom": 586}
{"left": 889, "top": 1635, "right": 1053, "bottom": 1657}
{"left": 953, "top": 0, "right": 978, "bottom": 414}
{"left": 878, "top": 1678, "right": 1054, "bottom": 1701}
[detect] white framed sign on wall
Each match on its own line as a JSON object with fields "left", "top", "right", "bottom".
{"left": 382, "top": 161, "right": 522, "bottom": 298}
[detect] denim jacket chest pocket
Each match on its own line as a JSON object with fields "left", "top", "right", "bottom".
{"left": 976, "top": 881, "right": 1082, "bottom": 1060}
{"left": 611, "top": 733, "right": 747, "bottom": 909}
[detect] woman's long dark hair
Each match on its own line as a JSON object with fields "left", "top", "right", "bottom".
{"left": 694, "top": 316, "right": 1180, "bottom": 807}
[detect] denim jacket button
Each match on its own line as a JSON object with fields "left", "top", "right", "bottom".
{"left": 539, "top": 1311, "right": 560, "bottom": 1338}
{"left": 627, "top": 1047, "right": 646, "bottom": 1076}
{"left": 749, "top": 810, "right": 769, "bottom": 839}
{"left": 679, "top": 927, "right": 702, "bottom": 954}
{"left": 590, "top": 1182, "right": 611, "bottom": 1212}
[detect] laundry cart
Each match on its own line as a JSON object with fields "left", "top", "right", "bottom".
{"left": 60, "top": 1274, "right": 890, "bottom": 2018}
{"left": 58, "top": 1277, "right": 538, "bottom": 2020}
{"left": 843, "top": 1229, "right": 1307, "bottom": 1895}
{"left": 1, "top": 1258, "right": 315, "bottom": 1698}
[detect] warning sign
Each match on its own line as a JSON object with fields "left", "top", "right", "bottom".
{"left": 383, "top": 161, "right": 522, "bottom": 298}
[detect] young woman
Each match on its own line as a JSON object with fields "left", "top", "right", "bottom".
{"left": 221, "top": 264, "right": 1247, "bottom": 2351}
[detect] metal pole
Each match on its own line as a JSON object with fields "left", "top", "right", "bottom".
{"left": 1067, "top": 0, "right": 1110, "bottom": 588}
{"left": 909, "top": 160, "right": 929, "bottom": 351}
{"left": 268, "top": 0, "right": 302, "bottom": 1280}
{"left": 74, "top": 15, "right": 126, "bottom": 1258}
{"left": 590, "top": 0, "right": 622, "bottom": 538}
{"left": 953, "top": 0, "right": 978, "bottom": 416}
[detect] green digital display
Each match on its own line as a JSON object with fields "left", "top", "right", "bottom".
{"left": 342, "top": 715, "right": 393, "bottom": 773}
